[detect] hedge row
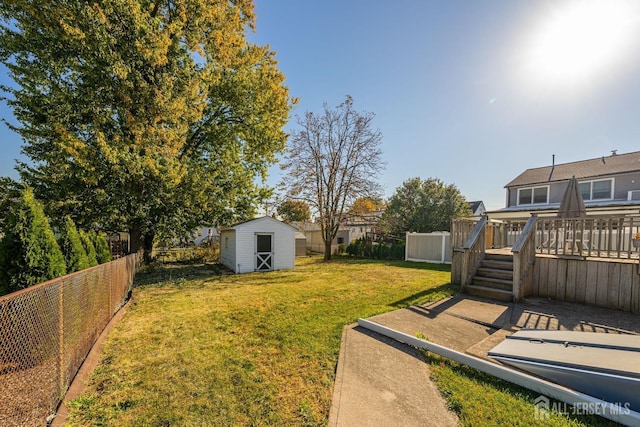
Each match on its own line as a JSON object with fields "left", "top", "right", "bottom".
{"left": 0, "top": 188, "right": 112, "bottom": 295}
{"left": 345, "top": 237, "right": 405, "bottom": 260}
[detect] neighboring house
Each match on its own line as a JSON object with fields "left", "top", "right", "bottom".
{"left": 299, "top": 221, "right": 350, "bottom": 254}
{"left": 343, "top": 209, "right": 384, "bottom": 241}
{"left": 467, "top": 201, "right": 486, "bottom": 217}
{"left": 219, "top": 216, "right": 295, "bottom": 274}
{"left": 297, "top": 209, "right": 384, "bottom": 254}
{"left": 193, "top": 226, "right": 220, "bottom": 246}
{"left": 489, "top": 151, "right": 640, "bottom": 220}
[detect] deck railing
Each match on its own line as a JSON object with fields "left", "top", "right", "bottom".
{"left": 512, "top": 216, "right": 537, "bottom": 300}
{"left": 467, "top": 216, "right": 640, "bottom": 259}
{"left": 459, "top": 216, "right": 487, "bottom": 289}
{"left": 535, "top": 216, "right": 640, "bottom": 258}
{"left": 451, "top": 218, "right": 480, "bottom": 248}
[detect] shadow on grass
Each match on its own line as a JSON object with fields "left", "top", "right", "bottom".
{"left": 390, "top": 283, "right": 459, "bottom": 308}
{"left": 134, "top": 262, "right": 232, "bottom": 287}
{"left": 328, "top": 256, "right": 452, "bottom": 272}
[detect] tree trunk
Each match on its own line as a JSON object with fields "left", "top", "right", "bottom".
{"left": 129, "top": 226, "right": 154, "bottom": 263}
{"left": 143, "top": 231, "right": 155, "bottom": 264}
{"left": 324, "top": 238, "right": 332, "bottom": 261}
{"left": 129, "top": 226, "right": 143, "bottom": 255}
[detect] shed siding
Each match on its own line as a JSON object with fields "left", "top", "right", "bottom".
{"left": 235, "top": 227, "right": 256, "bottom": 274}
{"left": 219, "top": 230, "right": 237, "bottom": 272}
{"left": 272, "top": 227, "right": 295, "bottom": 270}
{"left": 230, "top": 217, "right": 296, "bottom": 274}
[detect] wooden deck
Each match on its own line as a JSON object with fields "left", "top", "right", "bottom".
{"left": 486, "top": 248, "right": 513, "bottom": 256}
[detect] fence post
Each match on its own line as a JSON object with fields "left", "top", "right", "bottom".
{"left": 57, "top": 281, "right": 64, "bottom": 398}
{"left": 405, "top": 232, "right": 409, "bottom": 261}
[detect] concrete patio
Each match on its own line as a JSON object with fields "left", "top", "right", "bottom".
{"left": 328, "top": 295, "right": 640, "bottom": 426}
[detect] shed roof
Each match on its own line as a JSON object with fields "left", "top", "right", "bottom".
{"left": 220, "top": 215, "right": 297, "bottom": 231}
{"left": 506, "top": 151, "right": 640, "bottom": 188}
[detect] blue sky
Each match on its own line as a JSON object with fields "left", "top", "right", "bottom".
{"left": 2, "top": 0, "right": 640, "bottom": 210}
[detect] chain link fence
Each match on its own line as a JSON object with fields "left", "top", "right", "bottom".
{"left": 0, "top": 253, "right": 140, "bottom": 426}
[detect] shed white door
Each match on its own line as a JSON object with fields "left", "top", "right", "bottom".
{"left": 256, "top": 233, "right": 273, "bottom": 271}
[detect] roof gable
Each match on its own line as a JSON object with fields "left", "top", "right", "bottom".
{"left": 228, "top": 216, "right": 297, "bottom": 231}
{"left": 506, "top": 151, "right": 640, "bottom": 188}
{"left": 467, "top": 201, "right": 484, "bottom": 212}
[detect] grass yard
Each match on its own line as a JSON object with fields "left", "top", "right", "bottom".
{"left": 426, "top": 354, "right": 617, "bottom": 426}
{"left": 67, "top": 257, "right": 454, "bottom": 426}
{"left": 67, "top": 256, "right": 617, "bottom": 426}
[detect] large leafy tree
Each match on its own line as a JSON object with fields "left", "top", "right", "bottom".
{"left": 0, "top": 1, "right": 293, "bottom": 261}
{"left": 380, "top": 177, "right": 471, "bottom": 237}
{"left": 349, "top": 196, "right": 384, "bottom": 215}
{"left": 0, "top": 177, "right": 20, "bottom": 230}
{"left": 276, "top": 199, "right": 310, "bottom": 223}
{"left": 281, "top": 96, "right": 384, "bottom": 260}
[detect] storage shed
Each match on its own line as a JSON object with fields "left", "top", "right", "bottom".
{"left": 294, "top": 232, "right": 307, "bottom": 257}
{"left": 219, "top": 216, "right": 296, "bottom": 274}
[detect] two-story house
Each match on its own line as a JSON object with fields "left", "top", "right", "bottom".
{"left": 488, "top": 151, "right": 640, "bottom": 220}
{"left": 343, "top": 209, "right": 384, "bottom": 241}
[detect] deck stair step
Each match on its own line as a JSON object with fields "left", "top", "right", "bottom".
{"left": 483, "top": 253, "right": 513, "bottom": 263}
{"left": 466, "top": 251, "right": 515, "bottom": 301}
{"left": 476, "top": 267, "right": 513, "bottom": 281}
{"left": 465, "top": 285, "right": 513, "bottom": 302}
{"left": 471, "top": 276, "right": 513, "bottom": 291}
{"left": 480, "top": 260, "right": 513, "bottom": 271}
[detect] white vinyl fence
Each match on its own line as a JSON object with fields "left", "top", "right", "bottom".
{"left": 405, "top": 232, "right": 451, "bottom": 264}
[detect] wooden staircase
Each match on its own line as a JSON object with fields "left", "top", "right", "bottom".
{"left": 466, "top": 252, "right": 514, "bottom": 302}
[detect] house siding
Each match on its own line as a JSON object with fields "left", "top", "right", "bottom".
{"left": 305, "top": 229, "right": 349, "bottom": 254}
{"left": 614, "top": 172, "right": 640, "bottom": 199}
{"left": 507, "top": 172, "right": 640, "bottom": 208}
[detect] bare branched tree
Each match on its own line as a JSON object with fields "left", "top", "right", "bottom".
{"left": 281, "top": 96, "right": 384, "bottom": 260}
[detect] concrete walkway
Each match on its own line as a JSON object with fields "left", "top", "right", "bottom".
{"left": 328, "top": 295, "right": 640, "bottom": 427}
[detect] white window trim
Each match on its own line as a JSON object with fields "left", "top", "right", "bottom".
{"left": 516, "top": 185, "right": 550, "bottom": 206}
{"left": 578, "top": 177, "right": 614, "bottom": 201}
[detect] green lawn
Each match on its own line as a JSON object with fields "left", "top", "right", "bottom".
{"left": 426, "top": 354, "right": 616, "bottom": 426}
{"left": 67, "top": 256, "right": 616, "bottom": 426}
{"left": 67, "top": 257, "right": 454, "bottom": 426}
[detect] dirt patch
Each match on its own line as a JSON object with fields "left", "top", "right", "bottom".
{"left": 0, "top": 362, "right": 58, "bottom": 426}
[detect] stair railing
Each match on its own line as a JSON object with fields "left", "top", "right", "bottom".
{"left": 460, "top": 216, "right": 487, "bottom": 290}
{"left": 511, "top": 215, "right": 537, "bottom": 301}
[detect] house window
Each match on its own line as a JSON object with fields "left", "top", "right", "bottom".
{"left": 337, "top": 237, "right": 344, "bottom": 244}
{"left": 517, "top": 186, "right": 549, "bottom": 205}
{"left": 578, "top": 179, "right": 613, "bottom": 201}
